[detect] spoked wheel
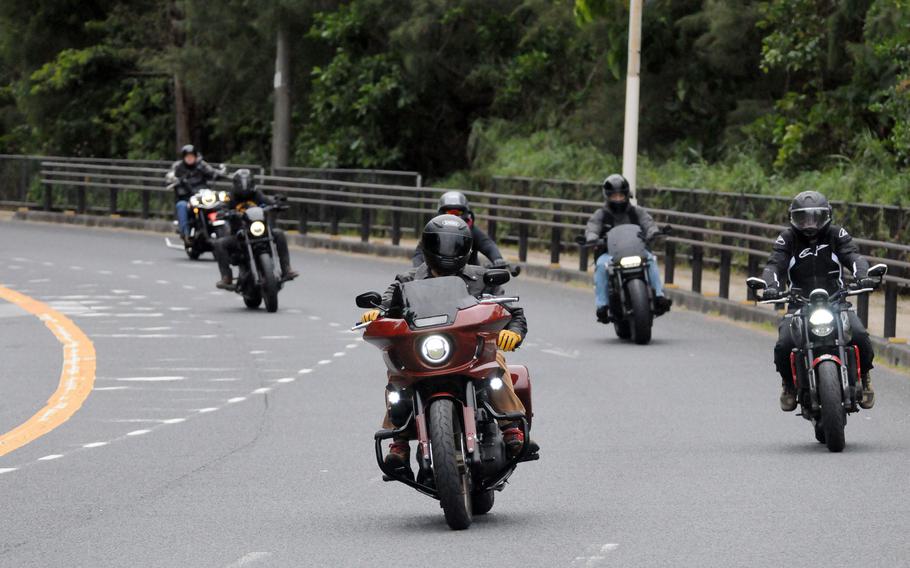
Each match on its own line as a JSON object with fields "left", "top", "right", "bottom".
{"left": 429, "top": 399, "right": 472, "bottom": 530}
{"left": 626, "top": 279, "right": 653, "bottom": 345}
{"left": 817, "top": 361, "right": 846, "bottom": 452}
{"left": 471, "top": 490, "right": 495, "bottom": 516}
{"left": 258, "top": 253, "right": 279, "bottom": 313}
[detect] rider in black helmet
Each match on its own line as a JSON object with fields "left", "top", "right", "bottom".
{"left": 412, "top": 191, "right": 506, "bottom": 269}
{"left": 585, "top": 174, "right": 671, "bottom": 323}
{"left": 167, "top": 145, "right": 222, "bottom": 240}
{"left": 760, "top": 191, "right": 877, "bottom": 411}
{"left": 361, "top": 215, "right": 536, "bottom": 467}
{"left": 212, "top": 169, "right": 298, "bottom": 290}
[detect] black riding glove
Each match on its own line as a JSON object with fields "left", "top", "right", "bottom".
{"left": 762, "top": 287, "right": 782, "bottom": 301}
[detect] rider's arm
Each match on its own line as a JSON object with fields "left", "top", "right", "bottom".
{"left": 471, "top": 226, "right": 503, "bottom": 263}
{"left": 411, "top": 246, "right": 425, "bottom": 268}
{"left": 198, "top": 160, "right": 219, "bottom": 181}
{"left": 584, "top": 209, "right": 606, "bottom": 242}
{"left": 761, "top": 231, "right": 792, "bottom": 289}
{"left": 254, "top": 190, "right": 277, "bottom": 206}
{"left": 635, "top": 206, "right": 660, "bottom": 240}
{"left": 833, "top": 226, "right": 870, "bottom": 279}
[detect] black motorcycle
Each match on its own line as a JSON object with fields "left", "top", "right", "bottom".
{"left": 577, "top": 224, "right": 670, "bottom": 344}
{"left": 224, "top": 204, "right": 286, "bottom": 313}
{"left": 165, "top": 168, "right": 228, "bottom": 259}
{"left": 747, "top": 263, "right": 887, "bottom": 452}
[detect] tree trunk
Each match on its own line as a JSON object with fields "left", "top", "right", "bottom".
{"left": 174, "top": 73, "right": 191, "bottom": 151}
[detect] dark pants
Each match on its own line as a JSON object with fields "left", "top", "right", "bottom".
{"left": 774, "top": 310, "right": 873, "bottom": 386}
{"left": 213, "top": 229, "right": 291, "bottom": 280}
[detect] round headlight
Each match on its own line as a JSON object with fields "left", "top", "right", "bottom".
{"left": 218, "top": 191, "right": 229, "bottom": 202}
{"left": 419, "top": 334, "right": 451, "bottom": 365}
{"left": 809, "top": 309, "right": 835, "bottom": 337}
{"left": 200, "top": 190, "right": 216, "bottom": 206}
{"left": 189, "top": 196, "right": 200, "bottom": 207}
{"left": 249, "top": 220, "right": 266, "bottom": 237}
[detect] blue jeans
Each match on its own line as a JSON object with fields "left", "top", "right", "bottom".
{"left": 176, "top": 200, "right": 190, "bottom": 236}
{"left": 594, "top": 251, "right": 664, "bottom": 308}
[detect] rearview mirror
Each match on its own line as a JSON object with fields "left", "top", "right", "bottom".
{"left": 867, "top": 263, "right": 888, "bottom": 278}
{"left": 483, "top": 269, "right": 510, "bottom": 288}
{"left": 355, "top": 291, "right": 382, "bottom": 308}
{"left": 746, "top": 277, "right": 767, "bottom": 291}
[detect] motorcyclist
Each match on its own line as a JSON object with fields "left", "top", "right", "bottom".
{"left": 212, "top": 169, "right": 299, "bottom": 290}
{"left": 168, "top": 144, "right": 222, "bottom": 240}
{"left": 584, "top": 174, "right": 672, "bottom": 323}
{"left": 362, "top": 215, "right": 537, "bottom": 468}
{"left": 412, "top": 191, "right": 507, "bottom": 269}
{"left": 760, "top": 190, "right": 877, "bottom": 411}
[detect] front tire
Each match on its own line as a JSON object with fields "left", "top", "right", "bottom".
{"left": 258, "top": 253, "right": 279, "bottom": 313}
{"left": 817, "top": 361, "right": 846, "bottom": 452}
{"left": 429, "top": 399, "right": 472, "bottom": 530}
{"left": 471, "top": 490, "right": 495, "bottom": 515}
{"left": 626, "top": 278, "right": 653, "bottom": 345}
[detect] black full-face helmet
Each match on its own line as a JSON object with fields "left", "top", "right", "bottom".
{"left": 602, "top": 174, "right": 631, "bottom": 213}
{"left": 421, "top": 214, "right": 473, "bottom": 275}
{"left": 436, "top": 191, "right": 473, "bottom": 226}
{"left": 789, "top": 190, "right": 832, "bottom": 240}
{"left": 232, "top": 169, "right": 256, "bottom": 201}
{"left": 180, "top": 144, "right": 199, "bottom": 167}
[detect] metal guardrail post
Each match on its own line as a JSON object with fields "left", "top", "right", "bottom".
{"left": 141, "top": 190, "right": 150, "bottom": 219}
{"left": 391, "top": 204, "right": 401, "bottom": 246}
{"left": 109, "top": 186, "right": 118, "bottom": 215}
{"left": 298, "top": 204, "right": 308, "bottom": 235}
{"left": 43, "top": 183, "right": 52, "bottom": 211}
{"left": 361, "top": 207, "right": 371, "bottom": 243}
{"left": 856, "top": 292, "right": 869, "bottom": 327}
{"left": 884, "top": 281, "right": 898, "bottom": 338}
{"left": 518, "top": 219, "right": 529, "bottom": 263}
{"left": 77, "top": 187, "right": 87, "bottom": 214}
{"left": 550, "top": 201, "right": 562, "bottom": 265}
{"left": 330, "top": 205, "right": 340, "bottom": 236}
{"left": 691, "top": 245, "right": 703, "bottom": 293}
{"left": 579, "top": 244, "right": 589, "bottom": 272}
{"left": 488, "top": 195, "right": 497, "bottom": 240}
{"left": 664, "top": 240, "right": 676, "bottom": 284}
{"left": 719, "top": 250, "right": 731, "bottom": 299}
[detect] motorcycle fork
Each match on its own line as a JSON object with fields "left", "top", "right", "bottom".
{"left": 266, "top": 226, "right": 281, "bottom": 281}
{"left": 244, "top": 236, "right": 260, "bottom": 285}
{"left": 833, "top": 309, "right": 854, "bottom": 410}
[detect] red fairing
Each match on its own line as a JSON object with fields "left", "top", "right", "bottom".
{"left": 789, "top": 352, "right": 798, "bottom": 387}
{"left": 853, "top": 345, "right": 862, "bottom": 380}
{"left": 812, "top": 355, "right": 842, "bottom": 368}
{"left": 509, "top": 365, "right": 532, "bottom": 429}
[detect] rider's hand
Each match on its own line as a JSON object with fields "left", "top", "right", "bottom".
{"left": 858, "top": 277, "right": 879, "bottom": 290}
{"left": 762, "top": 287, "right": 781, "bottom": 301}
{"left": 491, "top": 258, "right": 508, "bottom": 269}
{"left": 361, "top": 309, "right": 380, "bottom": 323}
{"left": 497, "top": 330, "right": 522, "bottom": 352}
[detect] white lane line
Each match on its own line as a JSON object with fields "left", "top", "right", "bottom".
{"left": 345, "top": 343, "right": 359, "bottom": 349}
{"left": 38, "top": 454, "right": 63, "bottom": 461}
{"left": 69, "top": 266, "right": 84, "bottom": 271}
{"left": 115, "top": 376, "right": 185, "bottom": 382}
{"left": 209, "top": 378, "right": 239, "bottom": 382}
{"left": 162, "top": 418, "right": 186, "bottom": 424}
{"left": 156, "top": 280, "right": 170, "bottom": 285}
{"left": 0, "top": 468, "right": 18, "bottom": 474}
{"left": 308, "top": 315, "right": 321, "bottom": 321}
{"left": 182, "top": 285, "right": 196, "bottom": 290}
{"left": 333, "top": 352, "right": 345, "bottom": 357}
{"left": 94, "top": 386, "right": 130, "bottom": 391}
{"left": 224, "top": 552, "right": 272, "bottom": 568}
{"left": 252, "top": 388, "right": 271, "bottom": 394}
{"left": 169, "top": 307, "right": 190, "bottom": 311}
{"left": 126, "top": 429, "right": 150, "bottom": 436}
{"left": 276, "top": 377, "right": 295, "bottom": 383}
{"left": 114, "top": 313, "right": 164, "bottom": 318}
{"left": 298, "top": 368, "right": 312, "bottom": 375}
{"left": 197, "top": 407, "right": 218, "bottom": 413}
{"left": 317, "top": 360, "right": 331, "bottom": 365}
{"left": 83, "top": 442, "right": 108, "bottom": 448}
{"left": 28, "top": 278, "right": 50, "bottom": 283}
{"left": 261, "top": 335, "right": 292, "bottom": 339}
{"left": 249, "top": 350, "right": 267, "bottom": 355}
{"left": 98, "top": 270, "right": 113, "bottom": 275}
{"left": 328, "top": 322, "right": 340, "bottom": 327}
{"left": 227, "top": 397, "right": 246, "bottom": 404}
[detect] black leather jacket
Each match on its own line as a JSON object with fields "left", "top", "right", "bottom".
{"left": 380, "top": 263, "right": 527, "bottom": 338}
{"left": 761, "top": 224, "right": 870, "bottom": 295}
{"left": 169, "top": 160, "right": 221, "bottom": 201}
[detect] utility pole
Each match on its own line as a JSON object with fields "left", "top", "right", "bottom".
{"left": 271, "top": 21, "right": 291, "bottom": 173}
{"left": 170, "top": 1, "right": 190, "bottom": 152}
{"left": 622, "top": 0, "right": 643, "bottom": 203}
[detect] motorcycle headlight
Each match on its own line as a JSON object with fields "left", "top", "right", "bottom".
{"left": 249, "top": 220, "right": 266, "bottom": 237}
{"left": 419, "top": 334, "right": 451, "bottom": 366}
{"left": 189, "top": 196, "right": 200, "bottom": 207}
{"left": 809, "top": 309, "right": 835, "bottom": 337}
{"left": 620, "top": 256, "right": 643, "bottom": 268}
{"left": 218, "top": 191, "right": 229, "bottom": 202}
{"left": 200, "top": 190, "right": 216, "bottom": 206}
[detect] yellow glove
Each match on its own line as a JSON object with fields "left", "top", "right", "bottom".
{"left": 361, "top": 309, "right": 380, "bottom": 323}
{"left": 497, "top": 330, "right": 522, "bottom": 352}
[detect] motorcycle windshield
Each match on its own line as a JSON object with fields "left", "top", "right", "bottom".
{"left": 244, "top": 206, "right": 265, "bottom": 222}
{"left": 607, "top": 224, "right": 648, "bottom": 259}
{"left": 399, "top": 276, "right": 478, "bottom": 328}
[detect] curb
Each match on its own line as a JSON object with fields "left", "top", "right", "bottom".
{"left": 11, "top": 209, "right": 910, "bottom": 369}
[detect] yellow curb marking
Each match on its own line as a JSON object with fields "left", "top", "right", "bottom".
{"left": 0, "top": 286, "right": 96, "bottom": 456}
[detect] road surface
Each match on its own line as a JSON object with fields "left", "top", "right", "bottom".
{"left": 0, "top": 220, "right": 908, "bottom": 567}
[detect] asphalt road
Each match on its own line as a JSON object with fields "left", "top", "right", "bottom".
{"left": 0, "top": 220, "right": 908, "bottom": 568}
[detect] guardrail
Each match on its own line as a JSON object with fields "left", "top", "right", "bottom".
{"left": 1, "top": 155, "right": 906, "bottom": 339}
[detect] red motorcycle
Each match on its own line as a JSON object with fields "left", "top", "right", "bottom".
{"left": 354, "top": 270, "right": 537, "bottom": 530}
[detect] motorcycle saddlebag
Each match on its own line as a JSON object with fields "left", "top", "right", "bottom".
{"left": 509, "top": 365, "right": 533, "bottom": 429}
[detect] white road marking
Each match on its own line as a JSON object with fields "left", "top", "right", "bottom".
{"left": 126, "top": 429, "right": 150, "bottom": 436}
{"left": 252, "top": 388, "right": 271, "bottom": 394}
{"left": 114, "top": 313, "right": 164, "bottom": 318}
{"left": 260, "top": 335, "right": 292, "bottom": 339}
{"left": 317, "top": 360, "right": 331, "bottom": 365}
{"left": 249, "top": 350, "right": 267, "bottom": 355}
{"left": 197, "top": 407, "right": 218, "bottom": 413}
{"left": 227, "top": 397, "right": 246, "bottom": 403}
{"left": 28, "top": 278, "right": 50, "bottom": 283}
{"left": 209, "top": 378, "right": 239, "bottom": 382}
{"left": 0, "top": 468, "right": 18, "bottom": 474}
{"left": 333, "top": 352, "right": 346, "bottom": 357}
{"left": 162, "top": 418, "right": 186, "bottom": 424}
{"left": 83, "top": 442, "right": 108, "bottom": 448}
{"left": 94, "top": 386, "right": 130, "bottom": 391}
{"left": 127, "top": 274, "right": 139, "bottom": 279}
{"left": 276, "top": 377, "right": 295, "bottom": 383}
{"left": 328, "top": 322, "right": 340, "bottom": 327}
{"left": 115, "top": 376, "right": 185, "bottom": 382}
{"left": 308, "top": 315, "right": 321, "bottom": 321}
{"left": 169, "top": 307, "right": 190, "bottom": 311}
{"left": 541, "top": 347, "right": 580, "bottom": 359}
{"left": 38, "top": 454, "right": 63, "bottom": 461}
{"left": 298, "top": 369, "right": 312, "bottom": 374}
{"left": 98, "top": 270, "right": 113, "bottom": 275}
{"left": 224, "top": 552, "right": 272, "bottom": 568}
{"left": 156, "top": 280, "right": 170, "bottom": 285}
{"left": 69, "top": 266, "right": 84, "bottom": 271}
{"left": 345, "top": 343, "right": 359, "bottom": 349}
